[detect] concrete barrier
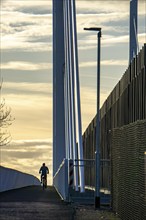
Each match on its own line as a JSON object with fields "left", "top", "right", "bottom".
{"left": 0, "top": 166, "right": 40, "bottom": 192}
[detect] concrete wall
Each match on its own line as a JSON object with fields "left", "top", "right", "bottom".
{"left": 0, "top": 166, "right": 40, "bottom": 192}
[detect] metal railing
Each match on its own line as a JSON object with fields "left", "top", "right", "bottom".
{"left": 73, "top": 159, "right": 111, "bottom": 194}
{"left": 53, "top": 158, "right": 69, "bottom": 201}
{"left": 53, "top": 158, "right": 111, "bottom": 204}
{"left": 100, "top": 159, "right": 111, "bottom": 194}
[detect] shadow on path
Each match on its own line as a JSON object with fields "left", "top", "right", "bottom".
{"left": 0, "top": 186, "right": 121, "bottom": 220}
{"left": 0, "top": 186, "right": 74, "bottom": 220}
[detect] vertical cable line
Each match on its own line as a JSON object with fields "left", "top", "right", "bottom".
{"left": 63, "top": 2, "right": 69, "bottom": 160}
{"left": 63, "top": 0, "right": 79, "bottom": 190}
{"left": 64, "top": 0, "right": 73, "bottom": 160}
{"left": 63, "top": 0, "right": 84, "bottom": 192}
{"left": 67, "top": 0, "right": 79, "bottom": 191}
{"left": 66, "top": 0, "right": 74, "bottom": 161}
{"left": 71, "top": 0, "right": 85, "bottom": 192}
{"left": 67, "top": 2, "right": 74, "bottom": 161}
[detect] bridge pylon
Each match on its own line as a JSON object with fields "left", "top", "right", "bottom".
{"left": 53, "top": 0, "right": 85, "bottom": 198}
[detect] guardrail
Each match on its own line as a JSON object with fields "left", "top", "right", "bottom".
{"left": 0, "top": 166, "right": 40, "bottom": 192}
{"left": 71, "top": 159, "right": 110, "bottom": 205}
{"left": 74, "top": 159, "right": 110, "bottom": 194}
{"left": 53, "top": 158, "right": 111, "bottom": 204}
{"left": 53, "top": 158, "right": 69, "bottom": 201}
{"left": 100, "top": 159, "right": 111, "bottom": 194}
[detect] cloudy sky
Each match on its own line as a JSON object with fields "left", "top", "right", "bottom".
{"left": 1, "top": 0, "right": 146, "bottom": 184}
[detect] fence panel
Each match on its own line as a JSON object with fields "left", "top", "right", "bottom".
{"left": 111, "top": 120, "right": 146, "bottom": 220}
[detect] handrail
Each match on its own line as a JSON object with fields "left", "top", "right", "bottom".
{"left": 53, "top": 158, "right": 66, "bottom": 179}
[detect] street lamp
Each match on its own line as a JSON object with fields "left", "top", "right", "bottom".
{"left": 84, "top": 27, "right": 102, "bottom": 208}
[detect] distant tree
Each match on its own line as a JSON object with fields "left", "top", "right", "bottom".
{"left": 0, "top": 82, "right": 14, "bottom": 146}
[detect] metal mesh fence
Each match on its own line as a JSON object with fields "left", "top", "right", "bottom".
{"left": 82, "top": 44, "right": 146, "bottom": 217}
{"left": 111, "top": 120, "right": 146, "bottom": 220}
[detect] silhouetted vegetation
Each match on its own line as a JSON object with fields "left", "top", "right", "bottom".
{"left": 0, "top": 82, "right": 14, "bottom": 146}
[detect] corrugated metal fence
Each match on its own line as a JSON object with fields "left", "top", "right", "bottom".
{"left": 82, "top": 44, "right": 146, "bottom": 218}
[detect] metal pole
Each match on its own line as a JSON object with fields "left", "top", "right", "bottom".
{"left": 83, "top": 27, "right": 101, "bottom": 205}
{"left": 95, "top": 30, "right": 101, "bottom": 208}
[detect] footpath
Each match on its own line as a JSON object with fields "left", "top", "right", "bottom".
{"left": 0, "top": 186, "right": 120, "bottom": 220}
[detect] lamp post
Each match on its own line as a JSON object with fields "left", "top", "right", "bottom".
{"left": 84, "top": 27, "right": 102, "bottom": 208}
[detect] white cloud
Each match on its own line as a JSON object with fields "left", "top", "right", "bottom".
{"left": 1, "top": 0, "right": 52, "bottom": 13}
{"left": 1, "top": 138, "right": 53, "bottom": 184}
{"left": 138, "top": 33, "right": 146, "bottom": 44}
{"left": 76, "top": 1, "right": 129, "bottom": 14}
{"left": 79, "top": 59, "right": 128, "bottom": 68}
{"left": 79, "top": 32, "right": 146, "bottom": 52}
{"left": 4, "top": 138, "right": 52, "bottom": 149}
{"left": 76, "top": 12, "right": 129, "bottom": 32}
{"left": 3, "top": 82, "right": 52, "bottom": 94}
{"left": 101, "top": 59, "right": 128, "bottom": 66}
{"left": 1, "top": 1, "right": 52, "bottom": 51}
{"left": 1, "top": 20, "right": 52, "bottom": 51}
{"left": 1, "top": 40, "right": 52, "bottom": 51}
{"left": 1, "top": 61, "right": 52, "bottom": 70}
{"left": 76, "top": 0, "right": 145, "bottom": 17}
{"left": 78, "top": 34, "right": 129, "bottom": 49}
{"left": 2, "top": 82, "right": 52, "bottom": 141}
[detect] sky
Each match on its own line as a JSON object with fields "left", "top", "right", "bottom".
{"left": 0, "top": 0, "right": 146, "bottom": 185}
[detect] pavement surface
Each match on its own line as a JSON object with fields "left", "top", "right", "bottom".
{"left": 0, "top": 186, "right": 120, "bottom": 220}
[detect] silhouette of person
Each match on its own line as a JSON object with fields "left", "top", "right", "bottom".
{"left": 39, "top": 163, "right": 49, "bottom": 184}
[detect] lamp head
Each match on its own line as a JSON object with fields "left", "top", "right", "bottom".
{"left": 84, "top": 27, "right": 101, "bottom": 32}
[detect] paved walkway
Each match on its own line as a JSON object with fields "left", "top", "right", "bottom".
{"left": 0, "top": 186, "right": 74, "bottom": 220}
{"left": 0, "top": 186, "right": 120, "bottom": 220}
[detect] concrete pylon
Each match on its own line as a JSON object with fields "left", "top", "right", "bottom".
{"left": 53, "top": 0, "right": 66, "bottom": 176}
{"left": 129, "top": 0, "right": 138, "bottom": 63}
